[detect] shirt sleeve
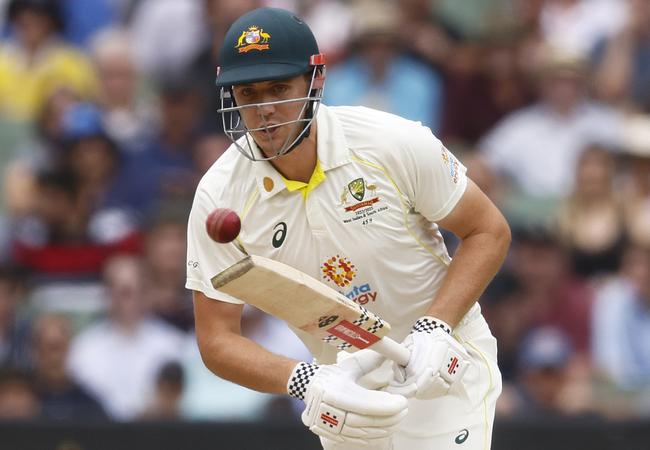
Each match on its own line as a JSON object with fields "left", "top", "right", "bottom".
{"left": 185, "top": 184, "right": 246, "bottom": 304}
{"left": 398, "top": 123, "right": 468, "bottom": 222}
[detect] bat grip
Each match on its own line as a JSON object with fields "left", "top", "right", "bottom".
{"left": 372, "top": 337, "right": 410, "bottom": 366}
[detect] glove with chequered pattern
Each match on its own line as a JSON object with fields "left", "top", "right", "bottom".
{"left": 288, "top": 350, "right": 408, "bottom": 446}
{"left": 388, "top": 316, "right": 471, "bottom": 400}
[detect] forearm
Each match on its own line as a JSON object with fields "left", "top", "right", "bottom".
{"left": 197, "top": 331, "right": 299, "bottom": 395}
{"left": 427, "top": 226, "right": 510, "bottom": 328}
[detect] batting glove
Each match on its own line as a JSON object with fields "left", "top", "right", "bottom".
{"left": 288, "top": 351, "right": 408, "bottom": 446}
{"left": 387, "top": 316, "right": 470, "bottom": 400}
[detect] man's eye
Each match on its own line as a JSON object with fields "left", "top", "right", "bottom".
{"left": 240, "top": 88, "right": 254, "bottom": 97}
{"left": 272, "top": 85, "right": 288, "bottom": 94}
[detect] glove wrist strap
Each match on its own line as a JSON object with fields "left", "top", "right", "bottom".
{"left": 287, "top": 361, "right": 319, "bottom": 400}
{"left": 412, "top": 316, "right": 452, "bottom": 335}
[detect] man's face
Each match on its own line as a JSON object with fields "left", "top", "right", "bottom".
{"left": 13, "top": 9, "right": 54, "bottom": 48}
{"left": 32, "top": 316, "right": 71, "bottom": 381}
{"left": 97, "top": 53, "right": 136, "bottom": 105}
{"left": 232, "top": 75, "right": 310, "bottom": 156}
{"left": 540, "top": 71, "right": 585, "bottom": 114}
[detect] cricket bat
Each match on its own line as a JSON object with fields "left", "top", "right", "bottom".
{"left": 211, "top": 255, "right": 410, "bottom": 365}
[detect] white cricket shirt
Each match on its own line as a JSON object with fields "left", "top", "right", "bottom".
{"left": 186, "top": 105, "right": 469, "bottom": 364}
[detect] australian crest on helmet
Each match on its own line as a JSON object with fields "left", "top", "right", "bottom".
{"left": 236, "top": 25, "right": 271, "bottom": 53}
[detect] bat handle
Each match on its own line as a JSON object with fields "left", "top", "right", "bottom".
{"left": 372, "top": 337, "right": 411, "bottom": 366}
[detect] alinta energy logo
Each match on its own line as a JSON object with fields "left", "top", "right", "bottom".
{"left": 321, "top": 255, "right": 356, "bottom": 288}
{"left": 321, "top": 255, "right": 378, "bottom": 305}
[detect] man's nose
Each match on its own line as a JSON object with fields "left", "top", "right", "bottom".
{"left": 256, "top": 96, "right": 276, "bottom": 118}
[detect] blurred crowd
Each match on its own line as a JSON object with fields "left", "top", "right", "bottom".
{"left": 0, "top": 0, "right": 649, "bottom": 423}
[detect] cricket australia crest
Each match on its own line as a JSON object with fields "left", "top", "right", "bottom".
{"left": 348, "top": 178, "right": 366, "bottom": 202}
{"left": 236, "top": 26, "right": 271, "bottom": 53}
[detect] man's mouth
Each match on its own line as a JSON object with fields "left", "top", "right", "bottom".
{"left": 255, "top": 125, "right": 280, "bottom": 138}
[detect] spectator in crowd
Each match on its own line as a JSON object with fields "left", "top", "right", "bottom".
{"left": 31, "top": 86, "right": 81, "bottom": 162}
{"left": 179, "top": 331, "right": 279, "bottom": 421}
{"left": 593, "top": 0, "right": 650, "bottom": 112}
{"left": 0, "top": 368, "right": 40, "bottom": 419}
{"left": 538, "top": 0, "right": 628, "bottom": 57}
{"left": 89, "top": 27, "right": 156, "bottom": 153}
{"left": 139, "top": 361, "right": 184, "bottom": 420}
{"left": 0, "top": 0, "right": 97, "bottom": 122}
{"left": 398, "top": 0, "right": 455, "bottom": 72}
{"left": 57, "top": 103, "right": 115, "bottom": 200}
{"left": 188, "top": 0, "right": 262, "bottom": 122}
{"left": 463, "top": 150, "right": 502, "bottom": 202}
{"left": 502, "top": 326, "right": 590, "bottom": 418}
{"left": 191, "top": 130, "right": 229, "bottom": 179}
{"left": 481, "top": 273, "right": 524, "bottom": 382}
{"left": 440, "top": 34, "right": 534, "bottom": 149}
{"left": 67, "top": 254, "right": 185, "bottom": 420}
{"left": 129, "top": 0, "right": 206, "bottom": 80}
{"left": 11, "top": 169, "right": 92, "bottom": 276}
{"left": 0, "top": 266, "right": 30, "bottom": 369}
{"left": 509, "top": 0, "right": 546, "bottom": 70}
{"left": 324, "top": 0, "right": 443, "bottom": 131}
{"left": 59, "top": 0, "right": 116, "bottom": 49}
{"left": 2, "top": 86, "right": 80, "bottom": 220}
{"left": 298, "top": 0, "right": 353, "bottom": 66}
{"left": 143, "top": 205, "right": 193, "bottom": 332}
{"left": 30, "top": 314, "right": 105, "bottom": 421}
{"left": 111, "top": 76, "right": 203, "bottom": 216}
{"left": 556, "top": 144, "right": 626, "bottom": 278}
{"left": 11, "top": 167, "right": 140, "bottom": 278}
{"left": 507, "top": 227, "right": 594, "bottom": 355}
{"left": 479, "top": 45, "right": 623, "bottom": 226}
{"left": 620, "top": 114, "right": 650, "bottom": 248}
{"left": 179, "top": 306, "right": 309, "bottom": 421}
{"left": 432, "top": 0, "right": 516, "bottom": 42}
{"left": 592, "top": 245, "right": 650, "bottom": 392}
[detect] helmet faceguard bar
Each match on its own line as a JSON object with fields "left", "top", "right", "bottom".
{"left": 218, "top": 55, "right": 326, "bottom": 162}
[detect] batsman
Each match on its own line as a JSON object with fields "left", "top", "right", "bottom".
{"left": 186, "top": 7, "right": 511, "bottom": 449}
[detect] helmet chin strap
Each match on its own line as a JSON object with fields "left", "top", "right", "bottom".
{"left": 277, "top": 88, "right": 317, "bottom": 155}
{"left": 263, "top": 66, "right": 325, "bottom": 157}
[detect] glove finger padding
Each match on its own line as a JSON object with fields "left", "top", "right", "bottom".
{"left": 322, "top": 381, "right": 407, "bottom": 416}
{"left": 308, "top": 408, "right": 407, "bottom": 444}
{"left": 341, "top": 422, "right": 402, "bottom": 439}
{"left": 337, "top": 348, "right": 397, "bottom": 390}
{"left": 344, "top": 407, "right": 409, "bottom": 429}
{"left": 387, "top": 324, "right": 471, "bottom": 400}
{"left": 300, "top": 364, "right": 408, "bottom": 445}
{"left": 317, "top": 430, "right": 393, "bottom": 448}
{"left": 385, "top": 369, "right": 417, "bottom": 398}
{"left": 336, "top": 348, "right": 387, "bottom": 376}
{"left": 414, "top": 367, "right": 452, "bottom": 399}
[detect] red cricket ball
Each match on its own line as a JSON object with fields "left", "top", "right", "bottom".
{"left": 205, "top": 208, "right": 241, "bottom": 243}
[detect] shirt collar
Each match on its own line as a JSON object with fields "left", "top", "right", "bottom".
{"left": 251, "top": 104, "right": 352, "bottom": 201}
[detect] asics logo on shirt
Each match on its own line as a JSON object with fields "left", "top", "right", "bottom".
{"left": 455, "top": 429, "right": 469, "bottom": 444}
{"left": 272, "top": 222, "right": 287, "bottom": 248}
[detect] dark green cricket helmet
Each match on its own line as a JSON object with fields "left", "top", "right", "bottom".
{"left": 216, "top": 7, "right": 321, "bottom": 87}
{"left": 216, "top": 7, "right": 326, "bottom": 161}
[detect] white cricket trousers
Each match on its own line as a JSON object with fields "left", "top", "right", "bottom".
{"left": 321, "top": 304, "right": 502, "bottom": 450}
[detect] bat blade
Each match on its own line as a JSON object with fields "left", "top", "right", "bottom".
{"left": 211, "top": 255, "right": 409, "bottom": 365}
